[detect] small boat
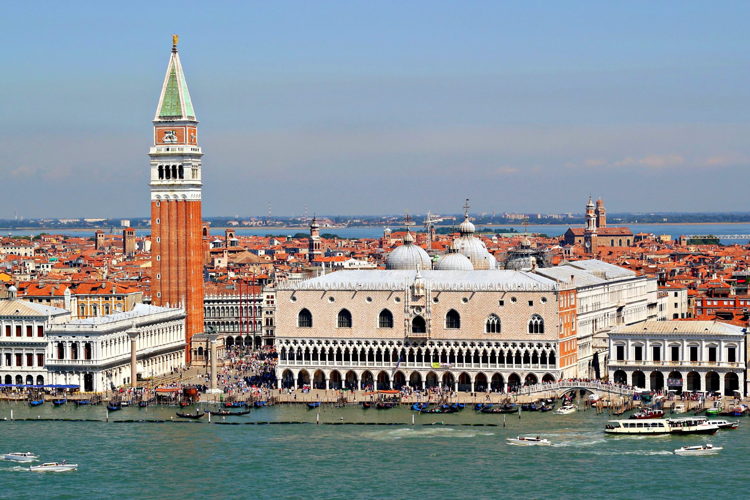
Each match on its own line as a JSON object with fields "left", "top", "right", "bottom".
{"left": 539, "top": 405, "right": 554, "bottom": 412}
{"left": 28, "top": 400, "right": 44, "bottom": 407}
{"left": 176, "top": 411, "right": 205, "bottom": 419}
{"left": 481, "top": 404, "right": 517, "bottom": 414}
{"left": 630, "top": 409, "right": 664, "bottom": 419}
{"left": 507, "top": 436, "right": 552, "bottom": 447}
{"left": 307, "top": 402, "right": 321, "bottom": 409}
{"left": 106, "top": 403, "right": 122, "bottom": 412}
{"left": 709, "top": 419, "right": 739, "bottom": 430}
{"left": 361, "top": 402, "right": 372, "bottom": 409}
{"left": 671, "top": 404, "right": 687, "bottom": 414}
{"left": 52, "top": 399, "right": 67, "bottom": 406}
{"left": 179, "top": 401, "right": 191, "bottom": 408}
{"left": 674, "top": 444, "right": 722, "bottom": 456}
{"left": 74, "top": 400, "right": 91, "bottom": 406}
{"left": 29, "top": 461, "right": 78, "bottom": 472}
{"left": 474, "top": 403, "right": 491, "bottom": 411}
{"left": 224, "top": 401, "right": 247, "bottom": 408}
{"left": 253, "top": 401, "right": 267, "bottom": 408}
{"left": 138, "top": 401, "right": 149, "bottom": 408}
{"left": 705, "top": 408, "right": 720, "bottom": 416}
{"left": 421, "top": 406, "right": 457, "bottom": 414}
{"left": 376, "top": 402, "right": 396, "bottom": 409}
{"left": 411, "top": 402, "right": 429, "bottom": 411}
{"left": 2, "top": 452, "right": 38, "bottom": 462}
{"left": 554, "top": 404, "right": 576, "bottom": 415}
{"left": 120, "top": 401, "right": 130, "bottom": 407}
{"left": 208, "top": 409, "right": 251, "bottom": 416}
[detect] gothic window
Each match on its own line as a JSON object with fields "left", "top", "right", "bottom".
{"left": 337, "top": 309, "right": 352, "bottom": 328}
{"left": 412, "top": 316, "right": 426, "bottom": 334}
{"left": 485, "top": 314, "right": 501, "bottom": 333}
{"left": 378, "top": 309, "right": 394, "bottom": 328}
{"left": 445, "top": 309, "right": 461, "bottom": 329}
{"left": 297, "top": 309, "right": 313, "bottom": 328}
{"left": 171, "top": 165, "right": 177, "bottom": 179}
{"left": 528, "top": 314, "right": 544, "bottom": 334}
{"left": 158, "top": 165, "right": 164, "bottom": 179}
{"left": 178, "top": 165, "right": 184, "bottom": 179}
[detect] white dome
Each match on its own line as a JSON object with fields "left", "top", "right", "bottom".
{"left": 435, "top": 251, "right": 473, "bottom": 271}
{"left": 454, "top": 236, "right": 497, "bottom": 270}
{"left": 386, "top": 239, "right": 432, "bottom": 270}
{"left": 458, "top": 217, "right": 475, "bottom": 235}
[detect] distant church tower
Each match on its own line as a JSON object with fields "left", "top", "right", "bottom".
{"left": 149, "top": 35, "right": 204, "bottom": 361}
{"left": 595, "top": 198, "right": 607, "bottom": 229}
{"left": 308, "top": 217, "right": 322, "bottom": 261}
{"left": 584, "top": 197, "right": 597, "bottom": 255}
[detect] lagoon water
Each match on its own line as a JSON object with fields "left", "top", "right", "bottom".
{"left": 1, "top": 402, "right": 747, "bottom": 499}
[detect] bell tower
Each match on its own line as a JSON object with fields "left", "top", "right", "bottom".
{"left": 584, "top": 196, "right": 597, "bottom": 255}
{"left": 308, "top": 216, "right": 322, "bottom": 261}
{"left": 149, "top": 35, "right": 204, "bottom": 361}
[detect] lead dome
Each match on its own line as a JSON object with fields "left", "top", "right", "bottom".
{"left": 386, "top": 231, "right": 432, "bottom": 270}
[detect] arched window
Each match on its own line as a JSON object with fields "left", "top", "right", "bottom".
{"left": 412, "top": 316, "right": 426, "bottom": 334}
{"left": 485, "top": 314, "right": 501, "bottom": 333}
{"left": 528, "top": 314, "right": 544, "bottom": 334}
{"left": 378, "top": 309, "right": 394, "bottom": 328}
{"left": 158, "top": 165, "right": 164, "bottom": 179}
{"left": 338, "top": 309, "right": 352, "bottom": 328}
{"left": 298, "top": 308, "right": 313, "bottom": 328}
{"left": 178, "top": 165, "right": 184, "bottom": 179}
{"left": 445, "top": 309, "right": 461, "bottom": 329}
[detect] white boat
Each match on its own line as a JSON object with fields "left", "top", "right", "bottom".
{"left": 554, "top": 404, "right": 576, "bottom": 415}
{"left": 2, "top": 452, "right": 38, "bottom": 462}
{"left": 604, "top": 417, "right": 719, "bottom": 435}
{"left": 672, "top": 403, "right": 687, "bottom": 414}
{"left": 507, "top": 435, "right": 552, "bottom": 446}
{"left": 674, "top": 444, "right": 722, "bottom": 456}
{"left": 29, "top": 461, "right": 78, "bottom": 472}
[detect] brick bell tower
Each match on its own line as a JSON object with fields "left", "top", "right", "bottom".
{"left": 149, "top": 35, "right": 204, "bottom": 362}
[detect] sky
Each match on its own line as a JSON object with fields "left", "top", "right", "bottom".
{"left": 2, "top": 1, "right": 750, "bottom": 218}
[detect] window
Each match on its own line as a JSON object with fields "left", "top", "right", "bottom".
{"left": 708, "top": 347, "right": 717, "bottom": 362}
{"left": 337, "top": 309, "right": 352, "bottom": 328}
{"left": 378, "top": 309, "right": 394, "bottom": 328}
{"left": 485, "top": 314, "right": 501, "bottom": 333}
{"left": 445, "top": 309, "right": 461, "bottom": 329}
{"left": 15, "top": 326, "right": 21, "bottom": 337}
{"left": 616, "top": 345, "right": 625, "bottom": 360}
{"left": 634, "top": 345, "right": 643, "bottom": 361}
{"left": 26, "top": 326, "right": 32, "bottom": 337}
{"left": 57, "top": 343, "right": 65, "bottom": 360}
{"left": 728, "top": 347, "right": 737, "bottom": 363}
{"left": 4, "top": 325, "right": 10, "bottom": 337}
{"left": 671, "top": 346, "right": 680, "bottom": 361}
{"left": 412, "top": 316, "right": 426, "bottom": 334}
{"left": 689, "top": 345, "right": 698, "bottom": 362}
{"left": 37, "top": 326, "right": 43, "bottom": 337}
{"left": 37, "top": 354, "right": 44, "bottom": 367}
{"left": 15, "top": 354, "right": 22, "bottom": 366}
{"left": 528, "top": 300, "right": 533, "bottom": 306}
{"left": 652, "top": 346, "right": 661, "bottom": 362}
{"left": 26, "top": 353, "right": 33, "bottom": 366}
{"left": 499, "top": 300, "right": 505, "bottom": 306}
{"left": 528, "top": 314, "right": 544, "bottom": 334}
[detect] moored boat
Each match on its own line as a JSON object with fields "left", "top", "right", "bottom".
{"left": 506, "top": 436, "right": 552, "bottom": 446}
{"left": 674, "top": 444, "right": 722, "bottom": 456}
{"left": 411, "top": 402, "right": 429, "bottom": 411}
{"left": 176, "top": 411, "right": 205, "bottom": 419}
{"left": 376, "top": 402, "right": 396, "bottom": 409}
{"left": 709, "top": 419, "right": 739, "bottom": 430}
{"left": 3, "top": 452, "right": 38, "bottom": 462}
{"left": 605, "top": 417, "right": 719, "bottom": 435}
{"left": 28, "top": 400, "right": 44, "bottom": 407}
{"left": 29, "top": 461, "right": 78, "bottom": 472}
{"left": 52, "top": 399, "right": 67, "bottom": 406}
{"left": 361, "top": 402, "right": 372, "bottom": 409}
{"left": 630, "top": 408, "right": 664, "bottom": 419}
{"left": 106, "top": 402, "right": 122, "bottom": 412}
{"left": 73, "top": 399, "right": 91, "bottom": 406}
{"left": 307, "top": 402, "right": 321, "bottom": 409}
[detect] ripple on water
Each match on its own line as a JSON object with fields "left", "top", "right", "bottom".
{"left": 363, "top": 427, "right": 496, "bottom": 441}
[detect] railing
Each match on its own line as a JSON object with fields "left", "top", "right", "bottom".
{"left": 517, "top": 380, "right": 636, "bottom": 397}
{"left": 279, "top": 359, "right": 556, "bottom": 371}
{"left": 609, "top": 360, "right": 743, "bottom": 369}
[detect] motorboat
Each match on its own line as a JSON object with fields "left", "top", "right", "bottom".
{"left": 671, "top": 404, "right": 687, "bottom": 414}
{"left": 709, "top": 419, "right": 739, "bottom": 430}
{"left": 176, "top": 411, "right": 205, "bottom": 419}
{"left": 3, "top": 452, "right": 38, "bottom": 462}
{"left": 554, "top": 404, "right": 576, "bottom": 415}
{"left": 507, "top": 436, "right": 552, "bottom": 446}
{"left": 29, "top": 461, "right": 78, "bottom": 472}
{"left": 630, "top": 408, "right": 664, "bottom": 419}
{"left": 668, "top": 417, "right": 720, "bottom": 435}
{"left": 673, "top": 444, "right": 722, "bottom": 456}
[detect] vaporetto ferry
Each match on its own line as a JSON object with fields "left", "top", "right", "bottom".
{"left": 604, "top": 417, "right": 719, "bottom": 435}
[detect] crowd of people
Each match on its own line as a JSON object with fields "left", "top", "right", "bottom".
{"left": 214, "top": 346, "right": 278, "bottom": 401}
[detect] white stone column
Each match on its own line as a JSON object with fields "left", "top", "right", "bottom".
{"left": 127, "top": 329, "right": 139, "bottom": 388}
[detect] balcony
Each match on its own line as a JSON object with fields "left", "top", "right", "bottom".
{"left": 608, "top": 360, "right": 743, "bottom": 369}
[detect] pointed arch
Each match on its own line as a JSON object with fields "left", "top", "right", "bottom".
{"left": 485, "top": 314, "right": 501, "bottom": 333}
{"left": 298, "top": 308, "right": 313, "bottom": 328}
{"left": 337, "top": 309, "right": 352, "bottom": 328}
{"left": 445, "top": 309, "right": 461, "bottom": 329}
{"left": 412, "top": 316, "right": 426, "bottom": 334}
{"left": 528, "top": 314, "right": 544, "bottom": 334}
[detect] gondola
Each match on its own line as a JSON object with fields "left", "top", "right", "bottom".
{"left": 106, "top": 403, "right": 122, "bottom": 412}
{"left": 176, "top": 411, "right": 205, "bottom": 419}
{"left": 73, "top": 399, "right": 91, "bottom": 406}
{"left": 224, "top": 401, "right": 248, "bottom": 408}
{"left": 361, "top": 402, "right": 372, "bottom": 409}
{"left": 481, "top": 404, "right": 517, "bottom": 414}
{"left": 52, "top": 399, "right": 67, "bottom": 406}
{"left": 376, "top": 402, "right": 397, "bottom": 409}
{"left": 307, "top": 402, "right": 321, "bottom": 409}
{"left": 29, "top": 400, "right": 44, "bottom": 407}
{"left": 253, "top": 401, "right": 267, "bottom": 408}
{"left": 420, "top": 406, "right": 457, "bottom": 414}
{"left": 411, "top": 402, "right": 429, "bottom": 411}
{"left": 138, "top": 401, "right": 149, "bottom": 408}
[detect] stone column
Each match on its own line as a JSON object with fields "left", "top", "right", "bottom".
{"left": 127, "top": 329, "right": 139, "bottom": 388}
{"left": 207, "top": 334, "right": 221, "bottom": 393}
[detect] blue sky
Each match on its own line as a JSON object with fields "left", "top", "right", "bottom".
{"left": 2, "top": 1, "right": 749, "bottom": 217}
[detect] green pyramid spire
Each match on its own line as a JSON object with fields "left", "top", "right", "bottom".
{"left": 155, "top": 38, "right": 196, "bottom": 121}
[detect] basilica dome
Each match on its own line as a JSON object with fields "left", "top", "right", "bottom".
{"left": 454, "top": 214, "right": 497, "bottom": 270}
{"left": 386, "top": 231, "right": 432, "bottom": 270}
{"left": 435, "top": 248, "right": 474, "bottom": 271}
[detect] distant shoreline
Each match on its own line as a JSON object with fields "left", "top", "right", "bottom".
{"left": 2, "top": 221, "right": 750, "bottom": 233}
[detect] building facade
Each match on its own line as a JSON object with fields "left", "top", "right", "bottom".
{"left": 276, "top": 270, "right": 571, "bottom": 392}
{"left": 608, "top": 321, "right": 746, "bottom": 396}
{"left": 149, "top": 35, "right": 204, "bottom": 361}
{"left": 46, "top": 304, "right": 185, "bottom": 392}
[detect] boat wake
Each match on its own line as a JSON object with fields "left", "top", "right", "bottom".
{"left": 551, "top": 438, "right": 606, "bottom": 448}
{"left": 0, "top": 466, "right": 29, "bottom": 472}
{"left": 366, "top": 427, "right": 495, "bottom": 441}
{"left": 585, "top": 450, "right": 673, "bottom": 456}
